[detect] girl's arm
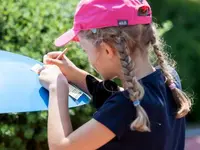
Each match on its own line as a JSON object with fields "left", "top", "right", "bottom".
{"left": 39, "top": 65, "right": 126, "bottom": 150}
{"left": 48, "top": 80, "right": 115, "bottom": 150}
{"left": 44, "top": 51, "right": 123, "bottom": 98}
{"left": 44, "top": 51, "right": 102, "bottom": 96}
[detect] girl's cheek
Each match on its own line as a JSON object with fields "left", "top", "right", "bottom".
{"left": 87, "top": 51, "right": 98, "bottom": 64}
{"left": 88, "top": 56, "right": 98, "bottom": 69}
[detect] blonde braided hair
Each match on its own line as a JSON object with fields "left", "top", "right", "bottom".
{"left": 79, "top": 23, "right": 192, "bottom": 132}
{"left": 114, "top": 34, "right": 150, "bottom": 132}
{"left": 150, "top": 25, "right": 192, "bottom": 118}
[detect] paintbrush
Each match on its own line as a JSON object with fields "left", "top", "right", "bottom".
{"left": 56, "top": 47, "right": 68, "bottom": 60}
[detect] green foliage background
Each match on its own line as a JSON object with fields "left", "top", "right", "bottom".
{"left": 0, "top": 0, "right": 199, "bottom": 149}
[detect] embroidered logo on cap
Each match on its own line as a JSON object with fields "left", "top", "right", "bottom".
{"left": 118, "top": 20, "right": 128, "bottom": 26}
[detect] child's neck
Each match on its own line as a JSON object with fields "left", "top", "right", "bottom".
{"left": 119, "top": 56, "right": 155, "bottom": 83}
{"left": 134, "top": 58, "right": 156, "bottom": 80}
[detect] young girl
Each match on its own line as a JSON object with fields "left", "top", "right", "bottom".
{"left": 39, "top": 0, "right": 192, "bottom": 149}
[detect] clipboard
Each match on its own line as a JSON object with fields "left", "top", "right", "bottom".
{"left": 0, "top": 50, "right": 90, "bottom": 114}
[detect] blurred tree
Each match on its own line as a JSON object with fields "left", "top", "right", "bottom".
{"left": 149, "top": 0, "right": 200, "bottom": 122}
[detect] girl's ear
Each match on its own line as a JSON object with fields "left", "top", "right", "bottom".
{"left": 100, "top": 42, "right": 116, "bottom": 59}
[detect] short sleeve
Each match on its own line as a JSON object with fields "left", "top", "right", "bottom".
{"left": 86, "top": 75, "right": 100, "bottom": 95}
{"left": 93, "top": 92, "right": 135, "bottom": 138}
{"left": 86, "top": 75, "right": 120, "bottom": 109}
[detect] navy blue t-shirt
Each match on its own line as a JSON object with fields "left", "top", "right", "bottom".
{"left": 86, "top": 68, "right": 185, "bottom": 150}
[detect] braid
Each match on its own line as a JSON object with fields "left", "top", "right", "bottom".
{"left": 151, "top": 38, "right": 192, "bottom": 118}
{"left": 79, "top": 23, "right": 192, "bottom": 132}
{"left": 153, "top": 44, "right": 174, "bottom": 82}
{"left": 114, "top": 34, "right": 150, "bottom": 132}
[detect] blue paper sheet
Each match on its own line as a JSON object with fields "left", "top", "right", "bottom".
{"left": 0, "top": 50, "right": 90, "bottom": 114}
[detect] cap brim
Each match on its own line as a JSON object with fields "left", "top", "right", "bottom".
{"left": 54, "top": 29, "right": 80, "bottom": 47}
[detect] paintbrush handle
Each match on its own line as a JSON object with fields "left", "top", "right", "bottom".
{"left": 56, "top": 48, "right": 68, "bottom": 60}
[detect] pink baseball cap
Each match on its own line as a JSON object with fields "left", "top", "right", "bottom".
{"left": 54, "top": 0, "right": 152, "bottom": 47}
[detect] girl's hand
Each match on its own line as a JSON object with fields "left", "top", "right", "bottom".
{"left": 43, "top": 51, "right": 78, "bottom": 82}
{"left": 39, "top": 65, "right": 69, "bottom": 91}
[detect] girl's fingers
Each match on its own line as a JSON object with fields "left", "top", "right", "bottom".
{"left": 45, "top": 58, "right": 61, "bottom": 66}
{"left": 43, "top": 55, "right": 48, "bottom": 64}
{"left": 47, "top": 51, "right": 63, "bottom": 59}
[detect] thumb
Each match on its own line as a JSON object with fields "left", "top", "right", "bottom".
{"left": 46, "top": 58, "right": 62, "bottom": 66}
